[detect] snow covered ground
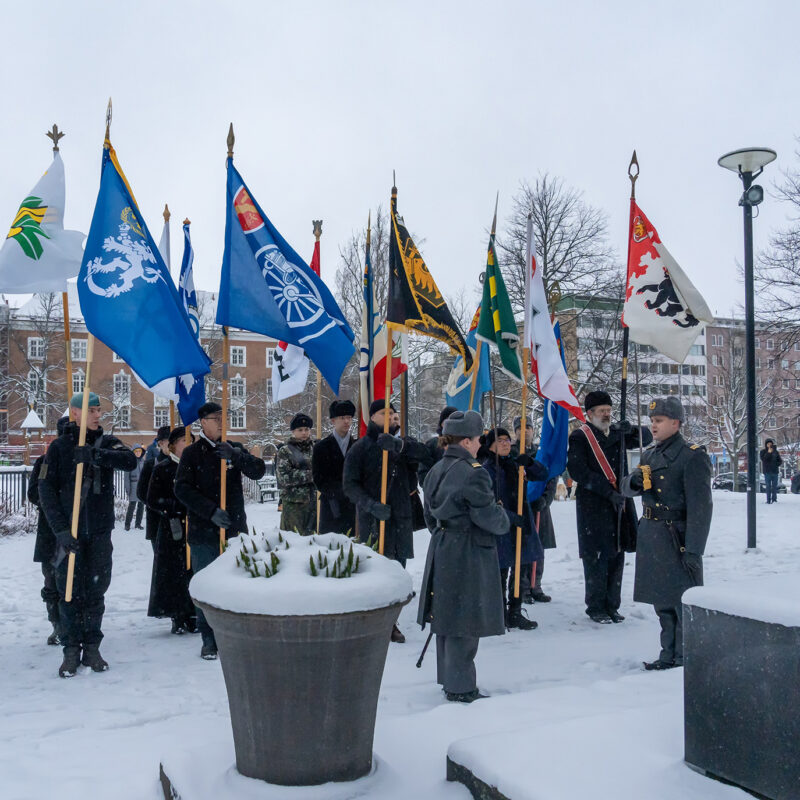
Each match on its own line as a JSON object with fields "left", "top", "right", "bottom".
{"left": 1, "top": 491, "right": 797, "bottom": 799}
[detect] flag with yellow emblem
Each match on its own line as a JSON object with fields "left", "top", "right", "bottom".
{"left": 386, "top": 183, "right": 472, "bottom": 370}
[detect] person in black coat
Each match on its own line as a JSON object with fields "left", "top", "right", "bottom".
{"left": 138, "top": 425, "right": 171, "bottom": 551}
{"left": 566, "top": 390, "right": 652, "bottom": 625}
{"left": 38, "top": 393, "right": 137, "bottom": 677}
{"left": 312, "top": 400, "right": 356, "bottom": 534}
{"left": 417, "top": 405, "right": 457, "bottom": 488}
{"left": 147, "top": 426, "right": 196, "bottom": 634}
{"left": 759, "top": 438, "right": 783, "bottom": 504}
{"left": 29, "top": 415, "right": 69, "bottom": 646}
{"left": 174, "top": 402, "right": 266, "bottom": 659}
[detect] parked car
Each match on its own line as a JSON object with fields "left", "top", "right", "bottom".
{"left": 712, "top": 472, "right": 787, "bottom": 493}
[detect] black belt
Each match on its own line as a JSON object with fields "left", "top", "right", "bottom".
{"left": 642, "top": 506, "right": 686, "bottom": 522}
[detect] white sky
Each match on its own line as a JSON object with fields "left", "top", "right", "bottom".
{"left": 1, "top": 0, "right": 798, "bottom": 318}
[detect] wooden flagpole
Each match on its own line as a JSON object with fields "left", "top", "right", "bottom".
{"left": 64, "top": 334, "right": 95, "bottom": 602}
{"left": 313, "top": 220, "right": 323, "bottom": 533}
{"left": 513, "top": 350, "right": 530, "bottom": 599}
{"left": 468, "top": 340, "right": 483, "bottom": 410}
{"left": 378, "top": 326, "right": 393, "bottom": 555}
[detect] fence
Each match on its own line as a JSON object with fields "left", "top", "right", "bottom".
{"left": 0, "top": 467, "right": 32, "bottom": 514}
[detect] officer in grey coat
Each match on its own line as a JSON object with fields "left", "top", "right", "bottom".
{"left": 621, "top": 397, "right": 712, "bottom": 671}
{"left": 417, "top": 410, "right": 509, "bottom": 703}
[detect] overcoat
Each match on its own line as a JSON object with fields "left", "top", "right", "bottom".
{"left": 566, "top": 423, "right": 652, "bottom": 558}
{"left": 312, "top": 433, "right": 356, "bottom": 534}
{"left": 138, "top": 453, "right": 167, "bottom": 542}
{"left": 28, "top": 454, "right": 56, "bottom": 564}
{"left": 174, "top": 435, "right": 266, "bottom": 548}
{"left": 531, "top": 476, "right": 558, "bottom": 549}
{"left": 417, "top": 445, "right": 509, "bottom": 638}
{"left": 621, "top": 432, "right": 712, "bottom": 607}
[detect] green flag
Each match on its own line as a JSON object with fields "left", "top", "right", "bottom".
{"left": 477, "top": 232, "right": 523, "bottom": 382}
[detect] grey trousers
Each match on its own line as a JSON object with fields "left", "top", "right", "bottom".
{"left": 534, "top": 552, "right": 545, "bottom": 590}
{"left": 655, "top": 605, "right": 683, "bottom": 664}
{"left": 435, "top": 634, "right": 479, "bottom": 694}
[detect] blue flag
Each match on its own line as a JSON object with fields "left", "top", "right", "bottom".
{"left": 527, "top": 321, "right": 569, "bottom": 502}
{"left": 78, "top": 142, "right": 210, "bottom": 388}
{"left": 175, "top": 222, "right": 206, "bottom": 425}
{"left": 446, "top": 305, "right": 491, "bottom": 411}
{"left": 217, "top": 160, "right": 355, "bottom": 394}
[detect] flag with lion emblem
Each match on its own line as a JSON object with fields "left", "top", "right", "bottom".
{"left": 386, "top": 183, "right": 472, "bottom": 370}
{"left": 623, "top": 200, "right": 713, "bottom": 363}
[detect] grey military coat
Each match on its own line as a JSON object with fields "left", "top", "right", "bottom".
{"left": 621, "top": 432, "right": 712, "bottom": 607}
{"left": 417, "top": 445, "right": 509, "bottom": 638}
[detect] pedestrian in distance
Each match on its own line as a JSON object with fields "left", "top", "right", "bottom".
{"left": 621, "top": 397, "right": 712, "bottom": 671}
{"left": 276, "top": 412, "right": 317, "bottom": 535}
{"left": 566, "top": 390, "right": 652, "bottom": 625}
{"left": 174, "top": 402, "right": 266, "bottom": 660}
{"left": 418, "top": 410, "right": 509, "bottom": 703}
{"left": 123, "top": 443, "right": 146, "bottom": 531}
{"left": 37, "top": 393, "right": 137, "bottom": 678}
{"left": 760, "top": 438, "right": 783, "bottom": 504}
{"left": 312, "top": 400, "right": 356, "bottom": 534}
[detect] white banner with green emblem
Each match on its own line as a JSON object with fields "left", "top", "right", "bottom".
{"left": 0, "top": 152, "right": 84, "bottom": 293}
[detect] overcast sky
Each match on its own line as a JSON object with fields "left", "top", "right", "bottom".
{"left": 2, "top": 1, "right": 798, "bottom": 321}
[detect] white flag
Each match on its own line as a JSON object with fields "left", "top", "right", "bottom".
{"left": 0, "top": 152, "right": 84, "bottom": 293}
{"left": 524, "top": 216, "right": 584, "bottom": 420}
{"left": 272, "top": 341, "right": 309, "bottom": 403}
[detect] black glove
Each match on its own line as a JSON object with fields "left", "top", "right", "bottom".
{"left": 514, "top": 453, "right": 534, "bottom": 467}
{"left": 610, "top": 420, "right": 633, "bottom": 435}
{"left": 629, "top": 470, "right": 644, "bottom": 491}
{"left": 377, "top": 433, "right": 404, "bottom": 454}
{"left": 507, "top": 511, "right": 525, "bottom": 529}
{"left": 169, "top": 518, "right": 184, "bottom": 541}
{"left": 211, "top": 508, "right": 232, "bottom": 529}
{"left": 682, "top": 552, "right": 703, "bottom": 585}
{"left": 531, "top": 496, "right": 546, "bottom": 513}
{"left": 215, "top": 441, "right": 242, "bottom": 465}
{"left": 73, "top": 445, "right": 95, "bottom": 466}
{"left": 54, "top": 529, "right": 80, "bottom": 553}
{"left": 608, "top": 491, "right": 626, "bottom": 512}
{"left": 369, "top": 501, "right": 392, "bottom": 521}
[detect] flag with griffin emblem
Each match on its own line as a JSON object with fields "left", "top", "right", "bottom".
{"left": 78, "top": 140, "right": 211, "bottom": 388}
{"left": 217, "top": 159, "right": 355, "bottom": 394}
{"left": 0, "top": 152, "right": 84, "bottom": 293}
{"left": 623, "top": 200, "right": 713, "bottom": 363}
{"left": 446, "top": 303, "right": 491, "bottom": 411}
{"left": 386, "top": 184, "right": 471, "bottom": 370}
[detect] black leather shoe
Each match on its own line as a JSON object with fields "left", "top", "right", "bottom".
{"left": 59, "top": 646, "right": 81, "bottom": 678}
{"left": 531, "top": 590, "right": 552, "bottom": 603}
{"left": 608, "top": 611, "right": 625, "bottom": 623}
{"left": 445, "top": 689, "right": 487, "bottom": 703}
{"left": 390, "top": 624, "right": 406, "bottom": 643}
{"left": 81, "top": 644, "right": 109, "bottom": 672}
{"left": 643, "top": 658, "right": 677, "bottom": 671}
{"left": 201, "top": 643, "right": 218, "bottom": 660}
{"left": 588, "top": 612, "right": 613, "bottom": 624}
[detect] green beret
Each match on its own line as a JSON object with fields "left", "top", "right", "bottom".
{"left": 70, "top": 392, "right": 100, "bottom": 409}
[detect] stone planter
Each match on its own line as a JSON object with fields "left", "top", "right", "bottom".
{"left": 196, "top": 597, "right": 409, "bottom": 786}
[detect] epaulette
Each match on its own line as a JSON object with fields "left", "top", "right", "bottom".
{"left": 471, "top": 461, "right": 482, "bottom": 468}
{"left": 689, "top": 443, "right": 706, "bottom": 452}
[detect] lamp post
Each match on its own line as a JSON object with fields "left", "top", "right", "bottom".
{"left": 718, "top": 147, "right": 777, "bottom": 549}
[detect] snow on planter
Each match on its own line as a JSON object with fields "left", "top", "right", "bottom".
{"left": 190, "top": 529, "right": 413, "bottom": 616}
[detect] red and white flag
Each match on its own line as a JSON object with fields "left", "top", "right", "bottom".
{"left": 524, "top": 216, "right": 584, "bottom": 421}
{"left": 272, "top": 341, "right": 310, "bottom": 403}
{"left": 359, "top": 323, "right": 407, "bottom": 436}
{"left": 623, "top": 201, "right": 713, "bottom": 363}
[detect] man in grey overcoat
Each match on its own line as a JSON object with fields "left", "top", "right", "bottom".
{"left": 418, "top": 410, "right": 509, "bottom": 703}
{"left": 621, "top": 397, "right": 713, "bottom": 670}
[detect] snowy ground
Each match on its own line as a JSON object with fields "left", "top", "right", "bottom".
{"left": 1, "top": 491, "right": 798, "bottom": 799}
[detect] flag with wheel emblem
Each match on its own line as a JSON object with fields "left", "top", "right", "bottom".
{"left": 217, "top": 159, "right": 355, "bottom": 394}
{"left": 623, "top": 200, "right": 713, "bottom": 362}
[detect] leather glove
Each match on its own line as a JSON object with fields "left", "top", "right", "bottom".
{"left": 211, "top": 508, "right": 232, "bottom": 529}
{"left": 54, "top": 529, "right": 80, "bottom": 553}
{"left": 629, "top": 470, "right": 644, "bottom": 491}
{"left": 377, "top": 433, "right": 404, "bottom": 454}
{"left": 514, "top": 453, "right": 534, "bottom": 467}
{"left": 369, "top": 501, "right": 392, "bottom": 521}
{"left": 610, "top": 420, "right": 633, "bottom": 435}
{"left": 73, "top": 445, "right": 94, "bottom": 466}
{"left": 169, "top": 518, "right": 184, "bottom": 541}
{"left": 507, "top": 511, "right": 525, "bottom": 529}
{"left": 608, "top": 491, "right": 626, "bottom": 512}
{"left": 215, "top": 441, "right": 242, "bottom": 465}
{"left": 682, "top": 552, "right": 703, "bottom": 585}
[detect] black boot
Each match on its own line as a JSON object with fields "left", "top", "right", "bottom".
{"left": 445, "top": 689, "right": 488, "bottom": 703}
{"left": 643, "top": 658, "right": 677, "bottom": 671}
{"left": 390, "top": 624, "right": 406, "bottom": 643}
{"left": 59, "top": 646, "right": 81, "bottom": 678}
{"left": 171, "top": 618, "right": 185, "bottom": 635}
{"left": 81, "top": 644, "right": 109, "bottom": 672}
{"left": 507, "top": 600, "right": 538, "bottom": 630}
{"left": 45, "top": 601, "right": 61, "bottom": 645}
{"left": 47, "top": 623, "right": 61, "bottom": 646}
{"left": 201, "top": 636, "right": 218, "bottom": 660}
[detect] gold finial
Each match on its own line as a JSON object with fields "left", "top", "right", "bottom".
{"left": 628, "top": 150, "right": 639, "bottom": 199}
{"left": 183, "top": 218, "right": 191, "bottom": 226}
{"left": 227, "top": 123, "right": 235, "bottom": 159}
{"left": 366, "top": 210, "right": 371, "bottom": 247}
{"left": 46, "top": 124, "right": 65, "bottom": 152}
{"left": 105, "top": 98, "right": 113, "bottom": 142}
{"left": 312, "top": 220, "right": 323, "bottom": 241}
{"left": 163, "top": 204, "right": 171, "bottom": 223}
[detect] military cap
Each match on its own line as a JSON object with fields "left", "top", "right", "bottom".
{"left": 197, "top": 402, "right": 223, "bottom": 419}
{"left": 369, "top": 399, "right": 396, "bottom": 417}
{"left": 329, "top": 399, "right": 356, "bottom": 419}
{"left": 69, "top": 391, "right": 100, "bottom": 409}
{"left": 156, "top": 425, "right": 172, "bottom": 442}
{"left": 443, "top": 410, "right": 484, "bottom": 438}
{"left": 648, "top": 396, "right": 684, "bottom": 422}
{"left": 291, "top": 412, "right": 313, "bottom": 431}
{"left": 584, "top": 390, "right": 612, "bottom": 413}
{"left": 168, "top": 426, "right": 189, "bottom": 446}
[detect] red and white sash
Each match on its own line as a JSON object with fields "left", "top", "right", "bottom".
{"left": 579, "top": 424, "right": 617, "bottom": 489}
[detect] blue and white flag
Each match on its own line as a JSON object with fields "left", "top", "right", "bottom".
{"left": 216, "top": 160, "right": 355, "bottom": 394}
{"left": 527, "top": 321, "right": 570, "bottom": 502}
{"left": 445, "top": 304, "right": 491, "bottom": 411}
{"left": 78, "top": 141, "right": 211, "bottom": 388}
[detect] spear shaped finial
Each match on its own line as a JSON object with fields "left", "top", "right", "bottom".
{"left": 46, "top": 124, "right": 65, "bottom": 153}
{"left": 105, "top": 98, "right": 113, "bottom": 142}
{"left": 366, "top": 210, "right": 372, "bottom": 247}
{"left": 491, "top": 191, "right": 499, "bottom": 236}
{"left": 163, "top": 204, "right": 171, "bottom": 223}
{"left": 628, "top": 150, "right": 639, "bottom": 199}
{"left": 227, "top": 123, "right": 235, "bottom": 159}
{"left": 183, "top": 218, "right": 191, "bottom": 226}
{"left": 392, "top": 170, "right": 397, "bottom": 196}
{"left": 312, "top": 220, "right": 323, "bottom": 241}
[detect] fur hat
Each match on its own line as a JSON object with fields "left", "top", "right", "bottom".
{"left": 648, "top": 396, "right": 684, "bottom": 422}
{"left": 291, "top": 413, "right": 313, "bottom": 431}
{"left": 584, "top": 390, "right": 612, "bottom": 413}
{"left": 156, "top": 425, "right": 172, "bottom": 442}
{"left": 329, "top": 399, "right": 356, "bottom": 419}
{"left": 442, "top": 410, "right": 484, "bottom": 438}
{"left": 369, "top": 399, "right": 396, "bottom": 418}
{"left": 197, "top": 402, "right": 223, "bottom": 420}
{"left": 168, "top": 427, "right": 189, "bottom": 446}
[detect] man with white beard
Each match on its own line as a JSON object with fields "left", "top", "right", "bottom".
{"left": 567, "top": 391, "right": 652, "bottom": 624}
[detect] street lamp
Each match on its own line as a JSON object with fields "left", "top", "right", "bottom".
{"left": 718, "top": 147, "right": 777, "bottom": 549}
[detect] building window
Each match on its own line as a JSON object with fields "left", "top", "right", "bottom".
{"left": 766, "top": 339, "right": 774, "bottom": 350}
{"left": 711, "top": 355, "right": 725, "bottom": 367}
{"left": 795, "top": 342, "right": 800, "bottom": 351}
{"left": 230, "top": 346, "right": 246, "bottom": 367}
{"left": 783, "top": 379, "right": 791, "bottom": 389}
{"left": 230, "top": 375, "right": 246, "bottom": 402}
{"left": 28, "top": 337, "right": 45, "bottom": 359}
{"left": 767, "top": 417, "right": 777, "bottom": 429}
{"left": 782, "top": 359, "right": 789, "bottom": 370}
{"left": 795, "top": 399, "right": 800, "bottom": 409}
{"left": 113, "top": 371, "right": 131, "bottom": 400}
{"left": 72, "top": 370, "right": 85, "bottom": 395}
{"left": 117, "top": 406, "right": 131, "bottom": 430}
{"left": 70, "top": 339, "right": 88, "bottom": 361}
{"left": 230, "top": 408, "right": 246, "bottom": 429}
{"left": 266, "top": 378, "right": 272, "bottom": 400}
{"left": 755, "top": 358, "right": 761, "bottom": 369}
{"left": 266, "top": 348, "right": 274, "bottom": 367}
{"left": 784, "top": 398, "right": 791, "bottom": 408}
{"left": 689, "top": 344, "right": 705, "bottom": 356}
{"left": 754, "top": 338, "right": 760, "bottom": 349}
{"left": 768, "top": 359, "right": 775, "bottom": 370}
{"left": 154, "top": 407, "right": 170, "bottom": 428}
{"left": 112, "top": 351, "right": 125, "bottom": 363}
{"left": 711, "top": 334, "right": 723, "bottom": 347}
{"left": 682, "top": 385, "right": 691, "bottom": 396}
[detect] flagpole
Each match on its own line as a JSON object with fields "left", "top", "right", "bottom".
{"left": 64, "top": 334, "right": 95, "bottom": 602}
{"left": 514, "top": 348, "right": 529, "bottom": 599}
{"left": 634, "top": 342, "right": 644, "bottom": 463}
{"left": 312, "top": 220, "right": 323, "bottom": 534}
{"left": 379, "top": 325, "right": 393, "bottom": 556}
{"left": 401, "top": 371, "right": 408, "bottom": 437}
{"left": 162, "top": 204, "right": 172, "bottom": 275}
{"left": 468, "top": 340, "right": 483, "bottom": 409}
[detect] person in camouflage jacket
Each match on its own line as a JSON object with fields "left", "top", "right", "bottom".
{"left": 276, "top": 413, "right": 316, "bottom": 535}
